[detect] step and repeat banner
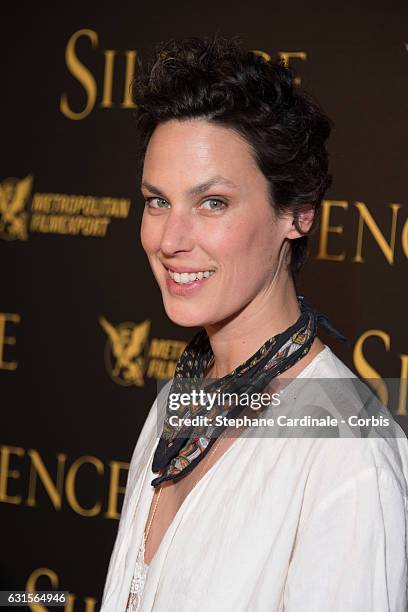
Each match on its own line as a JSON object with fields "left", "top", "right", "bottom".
{"left": 1, "top": 2, "right": 407, "bottom": 609}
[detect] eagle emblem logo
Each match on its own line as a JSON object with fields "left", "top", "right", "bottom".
{"left": 0, "top": 175, "right": 32, "bottom": 241}
{"left": 99, "top": 317, "right": 151, "bottom": 386}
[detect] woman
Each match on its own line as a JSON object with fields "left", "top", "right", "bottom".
{"left": 101, "top": 35, "right": 408, "bottom": 611}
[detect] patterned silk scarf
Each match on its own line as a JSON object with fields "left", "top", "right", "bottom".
{"left": 151, "top": 295, "right": 346, "bottom": 486}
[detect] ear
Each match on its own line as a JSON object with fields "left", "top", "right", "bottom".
{"left": 286, "top": 205, "right": 315, "bottom": 239}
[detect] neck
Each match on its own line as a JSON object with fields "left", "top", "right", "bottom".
{"left": 204, "top": 271, "right": 302, "bottom": 379}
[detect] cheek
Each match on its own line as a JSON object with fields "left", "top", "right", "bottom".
{"left": 209, "top": 220, "right": 274, "bottom": 299}
{"left": 225, "top": 217, "right": 275, "bottom": 269}
{"left": 140, "top": 212, "right": 159, "bottom": 254}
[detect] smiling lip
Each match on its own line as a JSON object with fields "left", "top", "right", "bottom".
{"left": 163, "top": 264, "right": 215, "bottom": 274}
{"left": 162, "top": 262, "right": 216, "bottom": 296}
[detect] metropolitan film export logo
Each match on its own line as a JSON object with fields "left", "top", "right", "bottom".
{"left": 99, "top": 316, "right": 186, "bottom": 386}
{"left": 0, "top": 175, "right": 131, "bottom": 241}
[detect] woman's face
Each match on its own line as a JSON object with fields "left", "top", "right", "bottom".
{"left": 140, "top": 119, "right": 297, "bottom": 328}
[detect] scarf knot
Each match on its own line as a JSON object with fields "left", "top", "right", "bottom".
{"left": 151, "top": 295, "right": 346, "bottom": 486}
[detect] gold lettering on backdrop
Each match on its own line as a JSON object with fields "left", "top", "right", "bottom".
{"left": 26, "top": 567, "right": 97, "bottom": 612}
{"left": 100, "top": 321, "right": 188, "bottom": 386}
{"left": 0, "top": 446, "right": 130, "bottom": 518}
{"left": 251, "top": 50, "right": 306, "bottom": 85}
{"left": 0, "top": 446, "right": 24, "bottom": 504}
{"left": 316, "top": 200, "right": 348, "bottom": 261}
{"left": 353, "top": 329, "right": 390, "bottom": 406}
{"left": 32, "top": 193, "right": 130, "bottom": 217}
{"left": 105, "top": 461, "right": 129, "bottom": 519}
{"left": 401, "top": 216, "right": 408, "bottom": 257}
{"left": 30, "top": 192, "right": 131, "bottom": 237}
{"left": 146, "top": 358, "right": 177, "bottom": 379}
{"left": 396, "top": 354, "right": 408, "bottom": 417}
{"left": 145, "top": 338, "right": 186, "bottom": 379}
{"left": 0, "top": 175, "right": 131, "bottom": 240}
{"left": 27, "top": 450, "right": 67, "bottom": 510}
{"left": 60, "top": 29, "right": 98, "bottom": 121}
{"left": 352, "top": 330, "right": 407, "bottom": 417}
{"left": 148, "top": 338, "right": 186, "bottom": 360}
{"left": 252, "top": 49, "right": 272, "bottom": 61}
{"left": 314, "top": 201, "right": 407, "bottom": 263}
{"left": 65, "top": 456, "right": 104, "bottom": 517}
{"left": 122, "top": 50, "right": 138, "bottom": 108}
{"left": 30, "top": 214, "right": 110, "bottom": 236}
{"left": 278, "top": 51, "right": 306, "bottom": 85}
{"left": 0, "top": 312, "right": 20, "bottom": 370}
{"left": 101, "top": 50, "right": 116, "bottom": 108}
{"left": 26, "top": 567, "right": 59, "bottom": 612}
{"left": 60, "top": 29, "right": 137, "bottom": 119}
{"left": 352, "top": 202, "right": 401, "bottom": 264}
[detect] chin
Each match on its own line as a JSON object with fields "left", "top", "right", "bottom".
{"left": 164, "top": 307, "right": 206, "bottom": 328}
{"left": 162, "top": 300, "right": 209, "bottom": 328}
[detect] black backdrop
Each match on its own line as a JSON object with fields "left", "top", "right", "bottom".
{"left": 1, "top": 1, "right": 408, "bottom": 609}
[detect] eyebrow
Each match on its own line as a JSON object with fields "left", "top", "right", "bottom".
{"left": 141, "top": 175, "right": 239, "bottom": 198}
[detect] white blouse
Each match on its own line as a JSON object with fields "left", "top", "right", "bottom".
{"left": 101, "top": 345, "right": 408, "bottom": 611}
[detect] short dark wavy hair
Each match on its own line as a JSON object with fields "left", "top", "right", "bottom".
{"left": 132, "top": 34, "right": 333, "bottom": 275}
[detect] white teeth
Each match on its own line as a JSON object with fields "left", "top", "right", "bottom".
{"left": 169, "top": 269, "right": 215, "bottom": 284}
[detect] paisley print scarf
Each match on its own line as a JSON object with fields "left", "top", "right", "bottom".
{"left": 151, "top": 295, "right": 346, "bottom": 486}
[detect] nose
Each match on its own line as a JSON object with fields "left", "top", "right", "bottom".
{"left": 160, "top": 209, "right": 195, "bottom": 256}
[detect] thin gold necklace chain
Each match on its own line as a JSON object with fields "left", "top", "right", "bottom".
{"left": 144, "top": 433, "right": 225, "bottom": 543}
{"left": 144, "top": 365, "right": 221, "bottom": 544}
